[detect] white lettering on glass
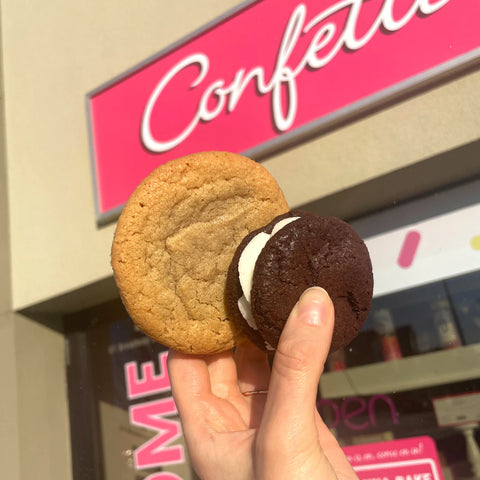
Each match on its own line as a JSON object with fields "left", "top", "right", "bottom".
{"left": 141, "top": 0, "right": 451, "bottom": 153}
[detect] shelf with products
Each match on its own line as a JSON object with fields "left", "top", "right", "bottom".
{"left": 320, "top": 342, "right": 480, "bottom": 398}
{"left": 320, "top": 269, "right": 480, "bottom": 399}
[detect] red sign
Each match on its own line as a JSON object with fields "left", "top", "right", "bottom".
{"left": 343, "top": 436, "right": 444, "bottom": 480}
{"left": 87, "top": 0, "right": 480, "bottom": 222}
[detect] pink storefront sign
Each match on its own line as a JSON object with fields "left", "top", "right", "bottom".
{"left": 343, "top": 436, "right": 444, "bottom": 480}
{"left": 87, "top": 0, "right": 480, "bottom": 223}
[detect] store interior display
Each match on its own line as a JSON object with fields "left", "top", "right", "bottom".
{"left": 321, "top": 269, "right": 480, "bottom": 479}
{"left": 65, "top": 301, "right": 200, "bottom": 480}
{"left": 343, "top": 271, "right": 480, "bottom": 366}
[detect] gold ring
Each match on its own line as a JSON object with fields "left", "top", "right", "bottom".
{"left": 241, "top": 389, "right": 268, "bottom": 397}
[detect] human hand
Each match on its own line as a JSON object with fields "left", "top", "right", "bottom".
{"left": 168, "top": 287, "right": 358, "bottom": 480}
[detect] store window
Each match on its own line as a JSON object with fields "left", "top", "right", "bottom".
{"left": 319, "top": 178, "right": 480, "bottom": 480}
{"left": 66, "top": 178, "right": 480, "bottom": 480}
{"left": 65, "top": 300, "right": 199, "bottom": 480}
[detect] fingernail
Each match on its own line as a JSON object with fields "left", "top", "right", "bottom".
{"left": 295, "top": 287, "right": 329, "bottom": 326}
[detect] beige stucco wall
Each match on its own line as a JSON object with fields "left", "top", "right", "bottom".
{"left": 263, "top": 70, "right": 480, "bottom": 209}
{"left": 0, "top": 313, "right": 20, "bottom": 478}
{"left": 0, "top": 312, "right": 71, "bottom": 479}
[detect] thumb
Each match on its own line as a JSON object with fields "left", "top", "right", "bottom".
{"left": 263, "top": 287, "right": 334, "bottom": 425}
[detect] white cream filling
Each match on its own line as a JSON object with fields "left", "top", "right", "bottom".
{"left": 237, "top": 217, "right": 300, "bottom": 349}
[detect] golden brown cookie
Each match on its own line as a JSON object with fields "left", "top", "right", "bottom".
{"left": 111, "top": 151, "right": 289, "bottom": 354}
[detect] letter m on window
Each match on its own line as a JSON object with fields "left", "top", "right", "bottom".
{"left": 129, "top": 397, "right": 185, "bottom": 469}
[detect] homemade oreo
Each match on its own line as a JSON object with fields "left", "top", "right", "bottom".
{"left": 226, "top": 210, "right": 373, "bottom": 353}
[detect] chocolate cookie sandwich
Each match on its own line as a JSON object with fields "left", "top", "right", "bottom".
{"left": 226, "top": 210, "right": 374, "bottom": 353}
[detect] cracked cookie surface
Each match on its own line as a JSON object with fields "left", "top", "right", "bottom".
{"left": 111, "top": 151, "right": 289, "bottom": 354}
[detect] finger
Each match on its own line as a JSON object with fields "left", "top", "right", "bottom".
{"left": 205, "top": 350, "right": 240, "bottom": 399}
{"left": 235, "top": 341, "right": 271, "bottom": 427}
{"left": 315, "top": 413, "right": 358, "bottom": 479}
{"left": 235, "top": 341, "right": 270, "bottom": 394}
{"left": 263, "top": 287, "right": 334, "bottom": 428}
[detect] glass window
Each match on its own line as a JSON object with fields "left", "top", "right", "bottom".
{"left": 318, "top": 180, "right": 480, "bottom": 480}
{"left": 65, "top": 300, "right": 199, "bottom": 480}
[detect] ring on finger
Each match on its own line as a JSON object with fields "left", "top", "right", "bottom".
{"left": 241, "top": 389, "right": 268, "bottom": 396}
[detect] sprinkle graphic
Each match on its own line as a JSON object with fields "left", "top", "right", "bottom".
{"left": 398, "top": 230, "right": 421, "bottom": 268}
{"left": 471, "top": 235, "right": 480, "bottom": 251}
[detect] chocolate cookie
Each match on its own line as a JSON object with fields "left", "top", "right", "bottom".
{"left": 226, "top": 210, "right": 373, "bottom": 352}
{"left": 111, "top": 151, "right": 289, "bottom": 354}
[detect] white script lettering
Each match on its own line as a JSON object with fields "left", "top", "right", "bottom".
{"left": 141, "top": 0, "right": 451, "bottom": 153}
